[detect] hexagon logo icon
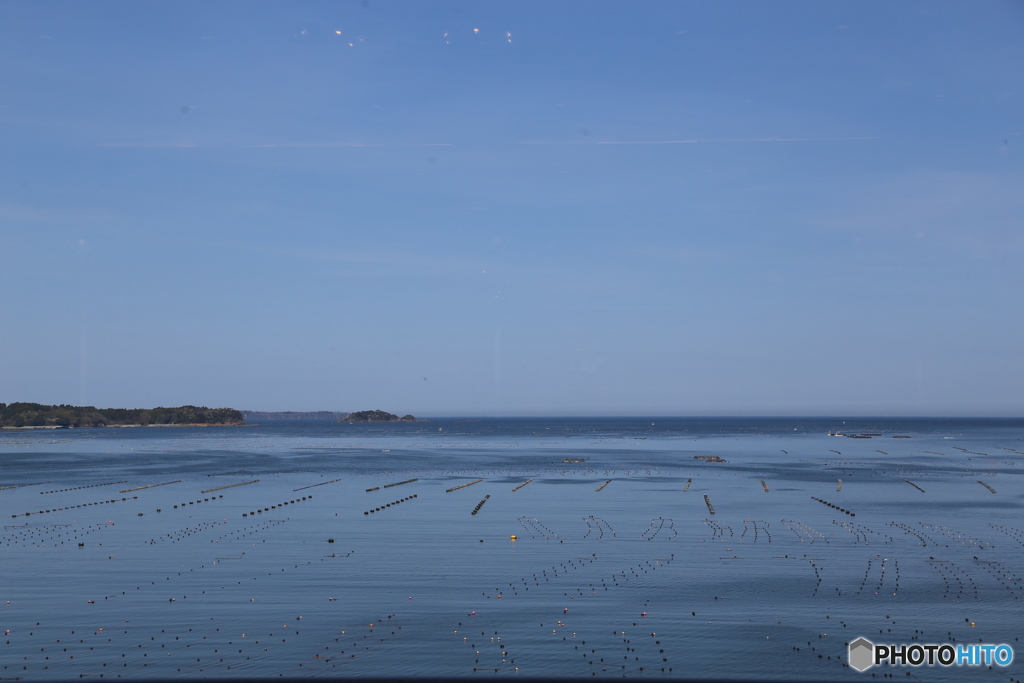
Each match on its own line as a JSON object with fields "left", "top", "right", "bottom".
{"left": 849, "top": 637, "right": 875, "bottom": 672}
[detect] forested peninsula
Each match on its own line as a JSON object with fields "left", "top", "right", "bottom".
{"left": 0, "top": 403, "right": 244, "bottom": 429}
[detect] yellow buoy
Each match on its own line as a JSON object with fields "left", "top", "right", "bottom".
{"left": 510, "top": 535, "right": 517, "bottom": 541}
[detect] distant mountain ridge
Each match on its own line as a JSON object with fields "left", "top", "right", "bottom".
{"left": 242, "top": 411, "right": 348, "bottom": 421}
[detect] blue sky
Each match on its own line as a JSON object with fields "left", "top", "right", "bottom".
{"left": 1, "top": 1, "right": 1022, "bottom": 416}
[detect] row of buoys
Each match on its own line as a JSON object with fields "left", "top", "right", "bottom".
{"left": 446, "top": 479, "right": 483, "bottom": 493}
{"left": 886, "top": 522, "right": 933, "bottom": 545}
{"left": 12, "top": 496, "right": 139, "bottom": 518}
{"left": 989, "top": 523, "right": 1024, "bottom": 546}
{"left": 702, "top": 519, "right": 732, "bottom": 540}
{"left": 243, "top": 495, "right": 311, "bottom": 516}
{"left": 904, "top": 479, "right": 925, "bottom": 492}
{"left": 583, "top": 516, "right": 615, "bottom": 539}
{"left": 780, "top": 519, "right": 828, "bottom": 544}
{"left": 39, "top": 481, "right": 128, "bottom": 494}
{"left": 810, "top": 496, "right": 854, "bottom": 516}
{"left": 2, "top": 522, "right": 105, "bottom": 547}
{"left": 512, "top": 479, "right": 534, "bottom": 492}
{"left": 640, "top": 517, "right": 676, "bottom": 540}
{"left": 120, "top": 480, "right": 180, "bottom": 493}
{"left": 760, "top": 479, "right": 769, "bottom": 492}
{"left": 741, "top": 519, "right": 771, "bottom": 542}
{"left": 836, "top": 479, "right": 843, "bottom": 492}
{"left": 517, "top": 516, "right": 559, "bottom": 539}
{"left": 683, "top": 478, "right": 691, "bottom": 491}
{"left": 174, "top": 495, "right": 224, "bottom": 508}
{"left": 471, "top": 495, "right": 490, "bottom": 515}
{"left": 920, "top": 522, "right": 990, "bottom": 548}
{"left": 363, "top": 495, "right": 417, "bottom": 514}
{"left": 595, "top": 480, "right": 612, "bottom": 492}
{"left": 202, "top": 479, "right": 259, "bottom": 494}
{"left": 293, "top": 478, "right": 342, "bottom": 492}
{"left": 831, "top": 520, "right": 889, "bottom": 544}
{"left": 977, "top": 480, "right": 996, "bottom": 494}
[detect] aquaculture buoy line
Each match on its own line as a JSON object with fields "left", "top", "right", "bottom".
{"left": 11, "top": 496, "right": 139, "bottom": 518}
{"left": 977, "top": 480, "right": 996, "bottom": 494}
{"left": 904, "top": 479, "right": 925, "bottom": 493}
{"left": 703, "top": 494, "right": 715, "bottom": 515}
{"left": 120, "top": 480, "right": 181, "bottom": 493}
{"left": 363, "top": 495, "right": 417, "bottom": 514}
{"left": 639, "top": 517, "right": 677, "bottom": 540}
{"left": 172, "top": 495, "right": 224, "bottom": 509}
{"left": 243, "top": 495, "right": 312, "bottom": 517}
{"left": 740, "top": 519, "right": 772, "bottom": 543}
{"left": 471, "top": 495, "right": 490, "bottom": 515}
{"left": 780, "top": 519, "right": 828, "bottom": 544}
{"left": 512, "top": 478, "right": 534, "bottom": 492}
{"left": 683, "top": 478, "right": 691, "bottom": 491}
{"left": 836, "top": 479, "right": 843, "bottom": 492}
{"left": 760, "top": 479, "right": 770, "bottom": 492}
{"left": 810, "top": 496, "right": 854, "bottom": 516}
{"left": 446, "top": 479, "right": 483, "bottom": 493}
{"left": 39, "top": 481, "right": 128, "bottom": 495}
{"left": 201, "top": 479, "right": 260, "bottom": 494}
{"left": 1, "top": 521, "right": 108, "bottom": 547}
{"left": 583, "top": 516, "right": 615, "bottom": 540}
{"left": 294, "top": 478, "right": 342, "bottom": 492}
{"left": 517, "top": 516, "right": 559, "bottom": 539}
{"left": 595, "top": 480, "right": 612, "bottom": 492}
{"left": 989, "top": 523, "right": 1024, "bottom": 546}
{"left": 832, "top": 520, "right": 890, "bottom": 544}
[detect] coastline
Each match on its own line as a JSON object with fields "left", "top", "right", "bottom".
{"left": 1, "top": 422, "right": 249, "bottom": 431}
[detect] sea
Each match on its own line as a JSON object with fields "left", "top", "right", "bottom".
{"left": 1, "top": 417, "right": 1022, "bottom": 681}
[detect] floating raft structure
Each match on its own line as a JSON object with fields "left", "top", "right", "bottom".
{"left": 121, "top": 480, "right": 180, "bottom": 493}
{"left": 694, "top": 455, "right": 727, "bottom": 463}
{"left": 202, "top": 479, "right": 260, "bottom": 494}
{"left": 446, "top": 479, "right": 483, "bottom": 493}
{"left": 294, "top": 478, "right": 342, "bottom": 492}
{"left": 471, "top": 495, "right": 490, "bottom": 515}
{"left": 704, "top": 494, "right": 715, "bottom": 515}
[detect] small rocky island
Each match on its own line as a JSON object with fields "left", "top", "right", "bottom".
{"left": 340, "top": 410, "right": 417, "bottom": 423}
{"left": 0, "top": 402, "right": 244, "bottom": 429}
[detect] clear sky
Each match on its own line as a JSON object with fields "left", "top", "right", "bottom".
{"left": 1, "top": 1, "right": 1022, "bottom": 416}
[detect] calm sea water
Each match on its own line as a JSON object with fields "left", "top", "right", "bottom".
{"left": 1, "top": 417, "right": 1022, "bottom": 681}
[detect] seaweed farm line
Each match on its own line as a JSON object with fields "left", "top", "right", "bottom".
{"left": 1, "top": 416, "right": 1023, "bottom": 680}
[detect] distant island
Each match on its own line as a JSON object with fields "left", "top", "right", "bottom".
{"left": 0, "top": 402, "right": 244, "bottom": 429}
{"left": 340, "top": 410, "right": 417, "bottom": 423}
{"left": 242, "top": 411, "right": 348, "bottom": 422}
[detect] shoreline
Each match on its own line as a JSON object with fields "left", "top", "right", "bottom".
{"left": 1, "top": 422, "right": 249, "bottom": 431}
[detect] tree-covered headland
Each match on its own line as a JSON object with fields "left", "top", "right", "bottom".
{"left": 0, "top": 403, "right": 244, "bottom": 428}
